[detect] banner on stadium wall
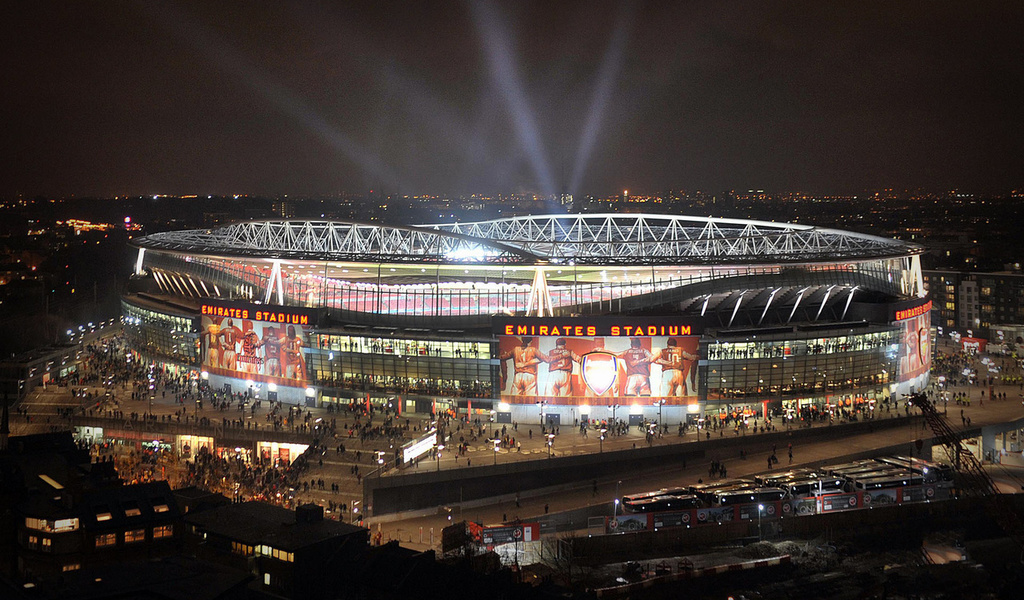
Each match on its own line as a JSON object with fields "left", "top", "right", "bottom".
{"left": 198, "top": 301, "right": 320, "bottom": 388}
{"left": 493, "top": 317, "right": 703, "bottom": 405}
{"left": 897, "top": 309, "right": 931, "bottom": 382}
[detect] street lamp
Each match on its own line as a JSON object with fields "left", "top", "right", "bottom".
{"left": 436, "top": 444, "right": 444, "bottom": 472}
{"left": 612, "top": 403, "right": 619, "bottom": 425}
{"left": 376, "top": 451, "right": 385, "bottom": 478}
{"left": 599, "top": 428, "right": 607, "bottom": 453}
{"left": 546, "top": 433, "right": 555, "bottom": 458}
{"left": 758, "top": 504, "right": 764, "bottom": 541}
{"left": 656, "top": 399, "right": 665, "bottom": 429}
{"left": 489, "top": 409, "right": 496, "bottom": 438}
{"left": 613, "top": 480, "right": 621, "bottom": 518}
{"left": 492, "top": 438, "right": 500, "bottom": 465}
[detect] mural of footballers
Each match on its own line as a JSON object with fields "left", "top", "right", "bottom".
{"left": 281, "top": 325, "right": 307, "bottom": 382}
{"left": 263, "top": 327, "right": 283, "bottom": 377}
{"left": 498, "top": 337, "right": 547, "bottom": 395}
{"left": 653, "top": 338, "right": 699, "bottom": 397}
{"left": 199, "top": 306, "right": 312, "bottom": 388}
{"left": 543, "top": 338, "right": 582, "bottom": 396}
{"left": 496, "top": 325, "right": 700, "bottom": 405}
{"left": 617, "top": 338, "right": 654, "bottom": 397}
{"left": 220, "top": 319, "right": 243, "bottom": 371}
{"left": 239, "top": 328, "right": 263, "bottom": 374}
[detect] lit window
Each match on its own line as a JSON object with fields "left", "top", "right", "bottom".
{"left": 62, "top": 563, "right": 80, "bottom": 572}
{"left": 95, "top": 533, "right": 116, "bottom": 548}
{"left": 25, "top": 518, "right": 46, "bottom": 531}
{"left": 152, "top": 525, "right": 173, "bottom": 539}
{"left": 53, "top": 518, "right": 79, "bottom": 532}
{"left": 125, "top": 529, "right": 145, "bottom": 543}
{"left": 96, "top": 510, "right": 112, "bottom": 522}
{"left": 27, "top": 535, "right": 38, "bottom": 550}
{"left": 41, "top": 538, "right": 52, "bottom": 552}
{"left": 124, "top": 506, "right": 142, "bottom": 517}
{"left": 152, "top": 503, "right": 170, "bottom": 514}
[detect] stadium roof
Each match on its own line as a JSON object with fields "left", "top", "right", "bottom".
{"left": 133, "top": 214, "right": 922, "bottom": 266}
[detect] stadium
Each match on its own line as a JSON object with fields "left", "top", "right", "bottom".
{"left": 121, "top": 213, "right": 931, "bottom": 427}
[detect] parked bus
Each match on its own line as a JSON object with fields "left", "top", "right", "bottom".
{"left": 712, "top": 486, "right": 787, "bottom": 507}
{"left": 874, "top": 456, "right": 954, "bottom": 486}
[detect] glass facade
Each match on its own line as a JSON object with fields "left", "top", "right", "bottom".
{"left": 307, "top": 333, "right": 495, "bottom": 399}
{"left": 122, "top": 300, "right": 200, "bottom": 367}
{"left": 703, "top": 328, "right": 901, "bottom": 414}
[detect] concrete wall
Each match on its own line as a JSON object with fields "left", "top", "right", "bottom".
{"left": 365, "top": 415, "right": 926, "bottom": 516}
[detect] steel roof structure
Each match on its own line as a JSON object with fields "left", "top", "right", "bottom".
{"left": 133, "top": 214, "right": 921, "bottom": 265}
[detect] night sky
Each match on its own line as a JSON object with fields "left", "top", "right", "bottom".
{"left": 3, "top": 1, "right": 1022, "bottom": 198}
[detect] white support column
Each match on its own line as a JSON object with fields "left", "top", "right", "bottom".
{"left": 525, "top": 267, "right": 554, "bottom": 317}
{"left": 134, "top": 248, "right": 146, "bottom": 275}
{"left": 759, "top": 288, "right": 780, "bottom": 325}
{"left": 815, "top": 285, "right": 836, "bottom": 321}
{"left": 788, "top": 287, "right": 808, "bottom": 323}
{"left": 276, "top": 262, "right": 285, "bottom": 305}
{"left": 728, "top": 292, "right": 745, "bottom": 328}
{"left": 840, "top": 286, "right": 858, "bottom": 320}
{"left": 265, "top": 260, "right": 282, "bottom": 304}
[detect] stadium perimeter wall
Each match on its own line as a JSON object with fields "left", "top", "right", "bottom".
{"left": 365, "top": 415, "right": 928, "bottom": 517}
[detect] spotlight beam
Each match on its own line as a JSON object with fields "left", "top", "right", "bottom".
{"left": 469, "top": 1, "right": 557, "bottom": 196}
{"left": 139, "top": 2, "right": 408, "bottom": 191}
{"left": 569, "top": 3, "right": 633, "bottom": 197}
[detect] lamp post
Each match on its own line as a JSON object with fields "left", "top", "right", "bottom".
{"left": 489, "top": 409, "right": 496, "bottom": 438}
{"left": 599, "top": 428, "right": 607, "bottom": 453}
{"left": 376, "top": 451, "right": 385, "bottom": 478}
{"left": 613, "top": 480, "right": 621, "bottom": 519}
{"left": 436, "top": 444, "right": 444, "bottom": 472}
{"left": 758, "top": 504, "right": 764, "bottom": 541}
{"left": 656, "top": 399, "right": 664, "bottom": 429}
{"left": 492, "top": 438, "right": 500, "bottom": 465}
{"left": 612, "top": 403, "right": 619, "bottom": 426}
{"left": 546, "top": 433, "right": 555, "bottom": 458}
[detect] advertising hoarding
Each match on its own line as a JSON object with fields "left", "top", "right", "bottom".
{"left": 199, "top": 301, "right": 317, "bottom": 388}
{"left": 494, "top": 317, "right": 702, "bottom": 405}
{"left": 897, "top": 308, "right": 931, "bottom": 382}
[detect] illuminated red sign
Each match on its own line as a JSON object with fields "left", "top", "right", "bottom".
{"left": 894, "top": 300, "right": 932, "bottom": 322}
{"left": 496, "top": 317, "right": 701, "bottom": 337}
{"left": 200, "top": 304, "right": 310, "bottom": 325}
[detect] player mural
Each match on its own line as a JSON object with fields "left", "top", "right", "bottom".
{"left": 495, "top": 318, "right": 701, "bottom": 405}
{"left": 199, "top": 302, "right": 315, "bottom": 387}
{"left": 898, "top": 310, "right": 931, "bottom": 382}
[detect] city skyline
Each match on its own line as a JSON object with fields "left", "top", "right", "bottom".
{"left": 3, "top": 1, "right": 1023, "bottom": 198}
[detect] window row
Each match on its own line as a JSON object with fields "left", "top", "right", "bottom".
{"left": 94, "top": 525, "right": 173, "bottom": 548}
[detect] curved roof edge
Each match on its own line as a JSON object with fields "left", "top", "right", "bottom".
{"left": 131, "top": 213, "right": 923, "bottom": 265}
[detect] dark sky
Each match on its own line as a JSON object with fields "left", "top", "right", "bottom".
{"left": 2, "top": 1, "right": 1022, "bottom": 198}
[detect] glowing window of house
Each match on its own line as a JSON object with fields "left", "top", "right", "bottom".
{"left": 152, "top": 503, "right": 170, "bottom": 514}
{"left": 95, "top": 533, "right": 116, "bottom": 548}
{"left": 125, "top": 529, "right": 146, "bottom": 543}
{"left": 53, "top": 518, "right": 79, "bottom": 532}
{"left": 152, "top": 525, "right": 173, "bottom": 539}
